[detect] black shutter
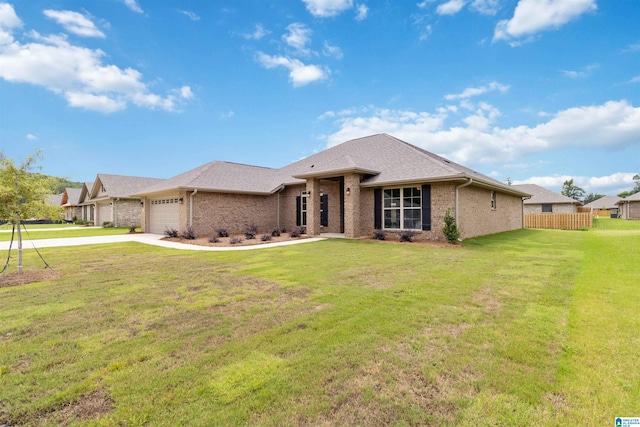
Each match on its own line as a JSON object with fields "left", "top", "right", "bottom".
{"left": 374, "top": 189, "right": 382, "bottom": 230}
{"left": 421, "top": 184, "right": 431, "bottom": 231}
{"left": 296, "top": 196, "right": 301, "bottom": 226}
{"left": 320, "top": 194, "right": 328, "bottom": 227}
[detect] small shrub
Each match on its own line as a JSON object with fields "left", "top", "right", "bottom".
{"left": 399, "top": 230, "right": 416, "bottom": 242}
{"left": 260, "top": 234, "right": 272, "bottom": 242}
{"left": 102, "top": 221, "right": 114, "bottom": 228}
{"left": 289, "top": 227, "right": 301, "bottom": 238}
{"left": 442, "top": 208, "right": 460, "bottom": 243}
{"left": 217, "top": 228, "right": 228, "bottom": 238}
{"left": 372, "top": 230, "right": 386, "bottom": 240}
{"left": 72, "top": 215, "right": 78, "bottom": 222}
{"left": 279, "top": 226, "right": 287, "bottom": 233}
{"left": 271, "top": 227, "right": 281, "bottom": 237}
{"left": 230, "top": 236, "right": 243, "bottom": 245}
{"left": 245, "top": 224, "right": 258, "bottom": 240}
{"left": 181, "top": 227, "right": 196, "bottom": 240}
{"left": 128, "top": 225, "right": 138, "bottom": 233}
{"left": 164, "top": 228, "right": 179, "bottom": 238}
{"left": 299, "top": 226, "right": 307, "bottom": 234}
{"left": 209, "top": 236, "right": 220, "bottom": 243}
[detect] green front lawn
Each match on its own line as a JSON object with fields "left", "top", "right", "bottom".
{"left": 0, "top": 222, "right": 638, "bottom": 426}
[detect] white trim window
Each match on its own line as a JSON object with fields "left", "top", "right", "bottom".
{"left": 301, "top": 195, "right": 307, "bottom": 226}
{"left": 491, "top": 191, "right": 497, "bottom": 210}
{"left": 383, "top": 187, "right": 421, "bottom": 230}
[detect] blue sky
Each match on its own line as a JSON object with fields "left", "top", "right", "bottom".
{"left": 0, "top": 0, "right": 638, "bottom": 196}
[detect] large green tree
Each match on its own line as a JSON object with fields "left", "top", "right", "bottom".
{"left": 561, "top": 179, "right": 585, "bottom": 201}
{"left": 0, "top": 151, "right": 64, "bottom": 274}
{"left": 617, "top": 174, "right": 640, "bottom": 198}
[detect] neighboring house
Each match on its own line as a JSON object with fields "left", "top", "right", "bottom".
{"left": 78, "top": 182, "right": 95, "bottom": 223}
{"left": 46, "top": 193, "right": 63, "bottom": 207}
{"left": 616, "top": 192, "right": 640, "bottom": 220}
{"left": 135, "top": 134, "right": 530, "bottom": 241}
{"left": 512, "top": 184, "right": 582, "bottom": 214}
{"left": 89, "top": 174, "right": 164, "bottom": 227}
{"left": 583, "top": 195, "right": 622, "bottom": 217}
{"left": 61, "top": 187, "right": 83, "bottom": 222}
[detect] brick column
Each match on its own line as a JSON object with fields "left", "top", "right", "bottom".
{"left": 306, "top": 178, "right": 320, "bottom": 236}
{"left": 344, "top": 173, "right": 361, "bottom": 238}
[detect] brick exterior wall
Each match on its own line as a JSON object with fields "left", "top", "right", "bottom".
{"left": 524, "top": 203, "right": 576, "bottom": 214}
{"left": 113, "top": 199, "right": 143, "bottom": 227}
{"left": 620, "top": 201, "right": 640, "bottom": 220}
{"left": 458, "top": 185, "right": 523, "bottom": 239}
{"left": 64, "top": 206, "right": 83, "bottom": 222}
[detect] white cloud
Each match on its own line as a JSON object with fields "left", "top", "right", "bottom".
{"left": 283, "top": 23, "right": 312, "bottom": 55}
{"left": 514, "top": 172, "right": 638, "bottom": 195}
{"left": 629, "top": 75, "right": 640, "bottom": 84}
{"left": 355, "top": 4, "right": 368, "bottom": 21}
{"left": 220, "top": 110, "right": 235, "bottom": 119}
{"left": 0, "top": 11, "right": 190, "bottom": 113}
{"left": 256, "top": 52, "right": 328, "bottom": 87}
{"left": 417, "top": 1, "right": 436, "bottom": 8}
{"left": 302, "top": 0, "right": 354, "bottom": 17}
{"left": 436, "top": 0, "right": 466, "bottom": 15}
{"left": 470, "top": 0, "right": 499, "bottom": 15}
{"left": 321, "top": 100, "right": 640, "bottom": 168}
{"left": 561, "top": 64, "right": 599, "bottom": 78}
{"left": 178, "top": 9, "right": 200, "bottom": 21}
{"left": 244, "top": 24, "right": 269, "bottom": 40}
{"left": 0, "top": 3, "right": 22, "bottom": 29}
{"left": 494, "top": 0, "right": 596, "bottom": 44}
{"left": 444, "top": 81, "right": 509, "bottom": 100}
{"left": 43, "top": 10, "right": 105, "bottom": 38}
{"left": 123, "top": 0, "right": 143, "bottom": 14}
{"left": 419, "top": 24, "right": 433, "bottom": 41}
{"left": 323, "top": 41, "right": 343, "bottom": 59}
{"left": 26, "top": 133, "right": 38, "bottom": 140}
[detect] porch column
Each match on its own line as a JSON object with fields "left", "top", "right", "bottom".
{"left": 343, "top": 173, "right": 361, "bottom": 238}
{"left": 306, "top": 178, "right": 321, "bottom": 236}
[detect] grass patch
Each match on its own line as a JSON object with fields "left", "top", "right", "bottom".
{"left": 0, "top": 223, "right": 639, "bottom": 425}
{"left": 0, "top": 227, "right": 131, "bottom": 241}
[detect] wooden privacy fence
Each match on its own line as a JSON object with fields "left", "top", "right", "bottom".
{"left": 592, "top": 210, "right": 611, "bottom": 217}
{"left": 525, "top": 212, "right": 593, "bottom": 230}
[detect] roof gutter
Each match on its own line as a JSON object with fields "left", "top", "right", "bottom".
{"left": 455, "top": 178, "right": 473, "bottom": 226}
{"left": 189, "top": 189, "right": 198, "bottom": 228}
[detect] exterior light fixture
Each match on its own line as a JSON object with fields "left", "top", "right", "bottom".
{"left": 346, "top": 187, "right": 351, "bottom": 195}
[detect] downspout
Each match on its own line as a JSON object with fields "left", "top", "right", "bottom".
{"left": 189, "top": 189, "right": 198, "bottom": 228}
{"left": 455, "top": 178, "right": 473, "bottom": 226}
{"left": 114, "top": 198, "right": 120, "bottom": 227}
{"left": 275, "top": 185, "right": 284, "bottom": 230}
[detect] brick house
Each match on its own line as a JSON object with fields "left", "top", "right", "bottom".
{"left": 88, "top": 174, "right": 164, "bottom": 227}
{"left": 512, "top": 184, "right": 582, "bottom": 214}
{"left": 61, "top": 187, "right": 83, "bottom": 222}
{"left": 135, "top": 134, "right": 530, "bottom": 241}
{"left": 584, "top": 195, "right": 623, "bottom": 217}
{"left": 616, "top": 192, "right": 640, "bottom": 220}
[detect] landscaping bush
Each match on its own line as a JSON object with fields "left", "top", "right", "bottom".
{"left": 442, "top": 208, "right": 460, "bottom": 244}
{"left": 399, "top": 230, "right": 416, "bottom": 242}
{"left": 230, "top": 236, "right": 243, "bottom": 245}
{"left": 289, "top": 227, "right": 302, "bottom": 238}
{"left": 300, "top": 226, "right": 307, "bottom": 234}
{"left": 271, "top": 227, "right": 281, "bottom": 237}
{"left": 164, "top": 228, "right": 179, "bottom": 238}
{"left": 260, "top": 234, "right": 272, "bottom": 242}
{"left": 245, "top": 224, "right": 258, "bottom": 240}
{"left": 128, "top": 225, "right": 138, "bottom": 233}
{"left": 209, "top": 236, "right": 220, "bottom": 243}
{"left": 372, "top": 230, "right": 386, "bottom": 240}
{"left": 181, "top": 227, "right": 196, "bottom": 240}
{"left": 217, "top": 228, "right": 228, "bottom": 238}
{"left": 102, "top": 221, "right": 114, "bottom": 228}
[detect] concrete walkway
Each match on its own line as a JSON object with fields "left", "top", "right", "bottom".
{"left": 0, "top": 233, "right": 327, "bottom": 251}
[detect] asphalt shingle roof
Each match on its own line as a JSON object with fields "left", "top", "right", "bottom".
{"left": 62, "top": 187, "right": 82, "bottom": 206}
{"left": 135, "top": 134, "right": 530, "bottom": 197}
{"left": 584, "top": 195, "right": 623, "bottom": 209}
{"left": 616, "top": 192, "right": 640, "bottom": 204}
{"left": 93, "top": 174, "right": 165, "bottom": 199}
{"left": 512, "top": 184, "right": 581, "bottom": 205}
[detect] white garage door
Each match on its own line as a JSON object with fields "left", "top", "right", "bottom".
{"left": 149, "top": 197, "right": 180, "bottom": 234}
{"left": 97, "top": 202, "right": 111, "bottom": 225}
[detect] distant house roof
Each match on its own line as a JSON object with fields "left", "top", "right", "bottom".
{"left": 47, "top": 193, "right": 63, "bottom": 206}
{"left": 512, "top": 184, "right": 582, "bottom": 205}
{"left": 135, "top": 134, "right": 530, "bottom": 198}
{"left": 616, "top": 192, "right": 640, "bottom": 204}
{"left": 584, "top": 195, "right": 623, "bottom": 209}
{"left": 61, "top": 187, "right": 82, "bottom": 207}
{"left": 91, "top": 174, "right": 165, "bottom": 200}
